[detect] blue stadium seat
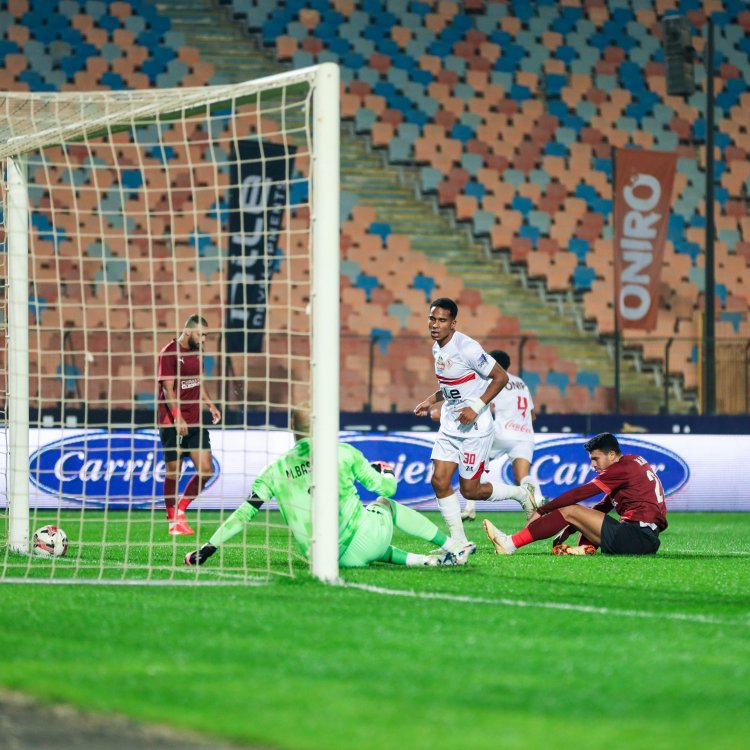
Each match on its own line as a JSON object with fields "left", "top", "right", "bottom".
{"left": 371, "top": 327, "right": 393, "bottom": 354}
{"left": 412, "top": 273, "right": 436, "bottom": 300}
{"left": 569, "top": 238, "right": 590, "bottom": 262}
{"left": 28, "top": 295, "right": 46, "bottom": 323}
{"left": 719, "top": 311, "right": 743, "bottom": 333}
{"left": 573, "top": 265, "right": 596, "bottom": 292}
{"left": 387, "top": 302, "right": 411, "bottom": 328}
{"left": 547, "top": 371, "right": 570, "bottom": 396}
{"left": 369, "top": 222, "right": 392, "bottom": 247}
{"left": 420, "top": 167, "right": 442, "bottom": 194}
{"left": 520, "top": 370, "right": 541, "bottom": 395}
{"left": 341, "top": 259, "right": 361, "bottom": 284}
{"left": 576, "top": 370, "right": 600, "bottom": 397}
{"left": 355, "top": 273, "right": 380, "bottom": 301}
{"left": 56, "top": 364, "right": 81, "bottom": 396}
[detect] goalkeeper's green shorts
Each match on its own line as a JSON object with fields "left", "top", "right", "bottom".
{"left": 339, "top": 503, "right": 393, "bottom": 568}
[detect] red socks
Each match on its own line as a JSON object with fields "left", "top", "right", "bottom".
{"left": 177, "top": 474, "right": 208, "bottom": 514}
{"left": 512, "top": 510, "right": 568, "bottom": 548}
{"left": 511, "top": 528, "right": 533, "bottom": 548}
{"left": 164, "top": 477, "right": 177, "bottom": 519}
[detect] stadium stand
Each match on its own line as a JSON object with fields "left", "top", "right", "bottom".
{"left": 3, "top": 0, "right": 748, "bottom": 414}
{"left": 220, "top": 0, "right": 750, "bottom": 412}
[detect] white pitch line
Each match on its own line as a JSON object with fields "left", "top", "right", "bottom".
{"left": 342, "top": 582, "right": 749, "bottom": 627}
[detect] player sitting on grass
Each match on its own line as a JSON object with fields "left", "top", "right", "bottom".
{"left": 186, "top": 409, "right": 475, "bottom": 568}
{"left": 483, "top": 432, "right": 667, "bottom": 556}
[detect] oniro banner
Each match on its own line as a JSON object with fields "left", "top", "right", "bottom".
{"left": 613, "top": 147, "right": 677, "bottom": 331}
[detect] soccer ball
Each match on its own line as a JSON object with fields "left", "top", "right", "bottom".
{"left": 32, "top": 525, "right": 69, "bottom": 558}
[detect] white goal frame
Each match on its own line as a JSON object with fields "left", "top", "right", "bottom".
{"left": 2, "top": 63, "right": 341, "bottom": 583}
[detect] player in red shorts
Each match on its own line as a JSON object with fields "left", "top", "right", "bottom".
{"left": 157, "top": 314, "right": 221, "bottom": 535}
{"left": 483, "top": 432, "right": 667, "bottom": 556}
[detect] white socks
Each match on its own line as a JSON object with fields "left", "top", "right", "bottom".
{"left": 489, "top": 481, "right": 526, "bottom": 502}
{"left": 436, "top": 493, "right": 468, "bottom": 543}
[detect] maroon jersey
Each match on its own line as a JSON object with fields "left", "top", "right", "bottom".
{"left": 157, "top": 339, "right": 203, "bottom": 426}
{"left": 540, "top": 454, "right": 668, "bottom": 531}
{"left": 591, "top": 454, "right": 668, "bottom": 530}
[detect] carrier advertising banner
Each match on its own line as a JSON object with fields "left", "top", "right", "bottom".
{"left": 225, "top": 139, "right": 296, "bottom": 353}
{"left": 613, "top": 148, "right": 676, "bottom": 331}
{"left": 1, "top": 430, "right": 748, "bottom": 512}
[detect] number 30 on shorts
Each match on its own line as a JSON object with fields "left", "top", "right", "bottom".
{"left": 463, "top": 452, "right": 476, "bottom": 466}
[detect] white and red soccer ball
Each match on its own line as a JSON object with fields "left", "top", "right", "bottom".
{"left": 32, "top": 525, "right": 69, "bottom": 558}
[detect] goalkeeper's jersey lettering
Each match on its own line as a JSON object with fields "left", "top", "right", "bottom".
{"left": 434, "top": 331, "right": 495, "bottom": 438}
{"left": 252, "top": 440, "right": 397, "bottom": 560}
{"left": 286, "top": 462, "right": 311, "bottom": 479}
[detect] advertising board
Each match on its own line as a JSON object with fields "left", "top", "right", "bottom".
{"left": 0, "top": 430, "right": 746, "bottom": 511}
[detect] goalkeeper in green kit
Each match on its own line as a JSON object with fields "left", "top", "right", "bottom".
{"left": 185, "top": 410, "right": 475, "bottom": 568}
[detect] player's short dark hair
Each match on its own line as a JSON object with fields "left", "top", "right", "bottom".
{"left": 429, "top": 297, "right": 458, "bottom": 319}
{"left": 490, "top": 350, "right": 511, "bottom": 370}
{"left": 185, "top": 314, "right": 208, "bottom": 329}
{"left": 584, "top": 433, "right": 622, "bottom": 455}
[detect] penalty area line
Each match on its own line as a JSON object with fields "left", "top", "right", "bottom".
{"left": 341, "top": 582, "right": 747, "bottom": 627}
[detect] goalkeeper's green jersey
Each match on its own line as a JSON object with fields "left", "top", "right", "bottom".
{"left": 251, "top": 439, "right": 397, "bottom": 559}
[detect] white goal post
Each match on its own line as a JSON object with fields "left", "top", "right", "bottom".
{"left": 0, "top": 63, "right": 340, "bottom": 584}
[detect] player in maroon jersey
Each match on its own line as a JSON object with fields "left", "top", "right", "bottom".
{"left": 157, "top": 314, "right": 221, "bottom": 535}
{"left": 483, "top": 433, "right": 667, "bottom": 556}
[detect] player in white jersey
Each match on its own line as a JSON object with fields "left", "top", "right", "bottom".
{"left": 414, "top": 299, "right": 539, "bottom": 545}
{"left": 461, "top": 349, "right": 542, "bottom": 521}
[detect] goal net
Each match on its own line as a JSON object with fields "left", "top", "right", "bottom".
{"left": 0, "top": 64, "right": 340, "bottom": 585}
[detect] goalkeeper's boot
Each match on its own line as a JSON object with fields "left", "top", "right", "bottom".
{"left": 517, "top": 483, "right": 540, "bottom": 521}
{"left": 438, "top": 539, "right": 476, "bottom": 557}
{"left": 424, "top": 550, "right": 457, "bottom": 566}
{"left": 461, "top": 500, "right": 477, "bottom": 521}
{"left": 169, "top": 515, "right": 194, "bottom": 536}
{"left": 453, "top": 542, "right": 476, "bottom": 566}
{"left": 184, "top": 543, "right": 217, "bottom": 566}
{"left": 552, "top": 544, "right": 596, "bottom": 556}
{"left": 483, "top": 519, "right": 516, "bottom": 555}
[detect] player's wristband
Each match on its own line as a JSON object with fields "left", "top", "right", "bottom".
{"left": 469, "top": 398, "right": 486, "bottom": 415}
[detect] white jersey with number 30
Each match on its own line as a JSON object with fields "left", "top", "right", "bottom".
{"left": 433, "top": 331, "right": 495, "bottom": 438}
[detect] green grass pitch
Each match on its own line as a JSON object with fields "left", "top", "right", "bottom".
{"left": 1, "top": 511, "right": 749, "bottom": 750}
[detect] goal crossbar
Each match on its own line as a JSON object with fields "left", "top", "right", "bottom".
{"left": 0, "top": 66, "right": 328, "bottom": 160}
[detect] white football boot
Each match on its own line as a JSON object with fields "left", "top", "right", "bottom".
{"left": 461, "top": 500, "right": 477, "bottom": 521}
{"left": 483, "top": 519, "right": 516, "bottom": 555}
{"left": 517, "top": 483, "right": 540, "bottom": 521}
